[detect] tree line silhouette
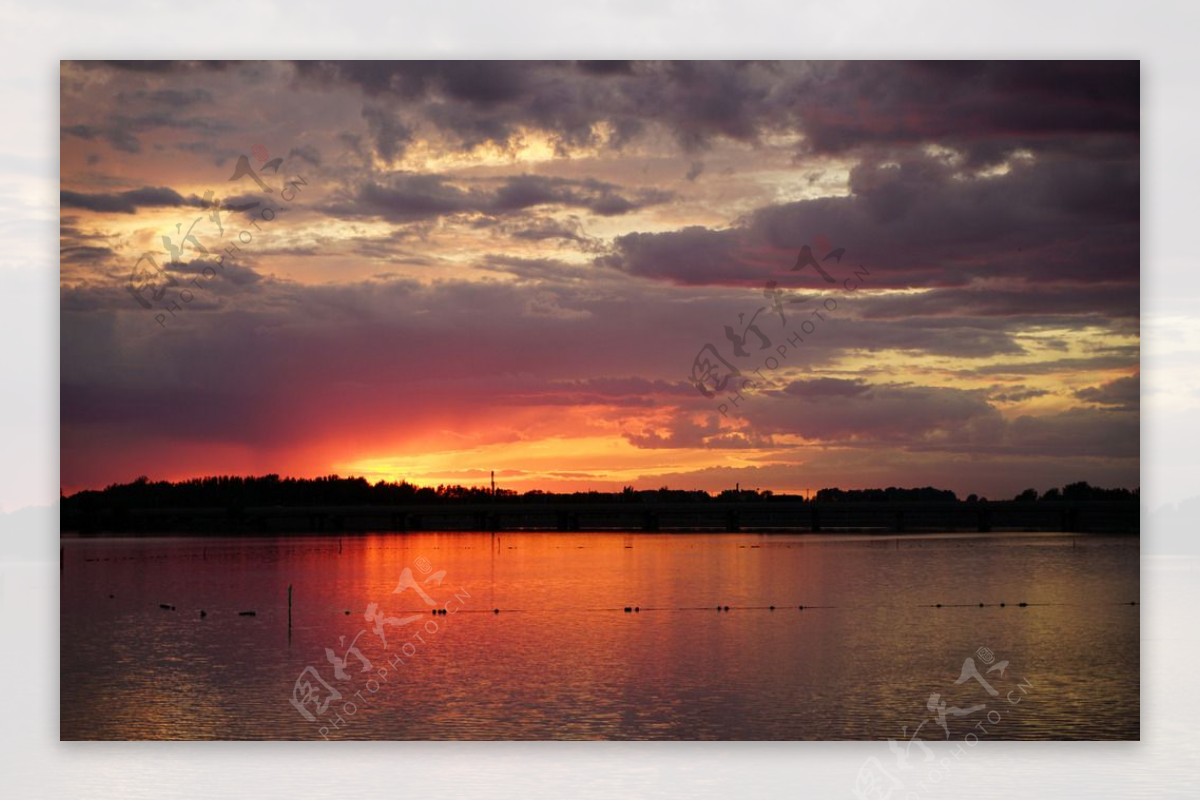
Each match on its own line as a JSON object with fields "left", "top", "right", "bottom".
{"left": 61, "top": 474, "right": 1138, "bottom": 512}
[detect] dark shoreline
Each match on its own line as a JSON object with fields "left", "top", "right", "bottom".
{"left": 60, "top": 499, "right": 1140, "bottom": 536}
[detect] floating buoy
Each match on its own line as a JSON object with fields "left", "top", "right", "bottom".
{"left": 344, "top": 610, "right": 350, "bottom": 615}
{"left": 634, "top": 606, "right": 640, "bottom": 612}
{"left": 159, "top": 604, "right": 174, "bottom": 611}
{"left": 1018, "top": 602, "right": 1028, "bottom": 608}
{"left": 936, "top": 603, "right": 942, "bottom": 608}
{"left": 979, "top": 602, "right": 984, "bottom": 607}
{"left": 493, "top": 608, "right": 500, "bottom": 614}
{"left": 200, "top": 610, "right": 206, "bottom": 618}
{"left": 798, "top": 605, "right": 805, "bottom": 610}
{"left": 769, "top": 605, "right": 775, "bottom": 611}
{"left": 999, "top": 602, "right": 1006, "bottom": 608}
{"left": 108, "top": 594, "right": 114, "bottom": 599}
{"left": 723, "top": 605, "right": 730, "bottom": 611}
{"left": 624, "top": 607, "right": 632, "bottom": 613}
{"left": 239, "top": 611, "right": 256, "bottom": 617}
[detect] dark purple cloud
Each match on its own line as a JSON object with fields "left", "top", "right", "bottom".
{"left": 292, "top": 60, "right": 1137, "bottom": 160}
{"left": 602, "top": 146, "right": 1138, "bottom": 310}
{"left": 1075, "top": 373, "right": 1140, "bottom": 411}
{"left": 330, "top": 173, "right": 672, "bottom": 222}
{"left": 60, "top": 186, "right": 205, "bottom": 214}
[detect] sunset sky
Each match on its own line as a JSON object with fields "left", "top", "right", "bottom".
{"left": 59, "top": 60, "right": 1140, "bottom": 499}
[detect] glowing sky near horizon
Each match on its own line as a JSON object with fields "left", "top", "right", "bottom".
{"left": 59, "top": 60, "right": 1140, "bottom": 498}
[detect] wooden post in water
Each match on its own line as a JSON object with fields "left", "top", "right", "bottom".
{"left": 287, "top": 583, "right": 293, "bottom": 642}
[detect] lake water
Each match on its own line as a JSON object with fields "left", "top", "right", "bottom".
{"left": 59, "top": 531, "right": 1139, "bottom": 740}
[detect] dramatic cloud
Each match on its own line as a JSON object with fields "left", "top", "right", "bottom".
{"left": 1075, "top": 373, "right": 1140, "bottom": 411}
{"left": 291, "top": 60, "right": 1137, "bottom": 160}
{"left": 58, "top": 60, "right": 1140, "bottom": 497}
{"left": 60, "top": 186, "right": 206, "bottom": 214}
{"left": 331, "top": 173, "right": 673, "bottom": 223}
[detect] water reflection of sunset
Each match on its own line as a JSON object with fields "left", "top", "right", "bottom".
{"left": 62, "top": 532, "right": 1138, "bottom": 740}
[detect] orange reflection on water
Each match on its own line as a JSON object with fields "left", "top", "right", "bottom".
{"left": 61, "top": 532, "right": 1139, "bottom": 740}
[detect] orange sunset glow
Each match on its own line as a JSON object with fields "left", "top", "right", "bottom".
{"left": 60, "top": 61, "right": 1139, "bottom": 498}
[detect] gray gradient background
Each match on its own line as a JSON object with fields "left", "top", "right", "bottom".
{"left": 2, "top": 0, "right": 1196, "bottom": 797}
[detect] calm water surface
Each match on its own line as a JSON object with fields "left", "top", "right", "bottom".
{"left": 60, "top": 531, "right": 1139, "bottom": 740}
